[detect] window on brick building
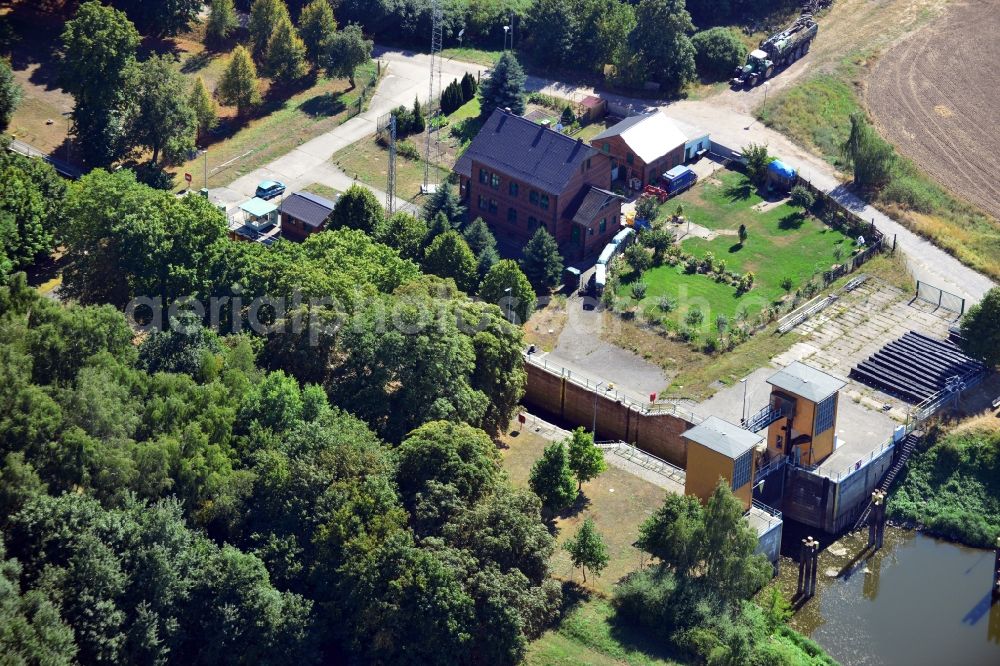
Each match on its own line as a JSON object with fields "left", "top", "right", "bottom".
{"left": 599, "top": 219, "right": 606, "bottom": 233}
{"left": 626, "top": 152, "right": 634, "bottom": 165}
{"left": 602, "top": 142, "right": 610, "bottom": 153}
{"left": 507, "top": 207, "right": 517, "bottom": 224}
{"left": 478, "top": 195, "right": 487, "bottom": 210}
{"left": 491, "top": 174, "right": 501, "bottom": 189}
{"left": 489, "top": 199, "right": 498, "bottom": 213}
{"left": 479, "top": 168, "right": 488, "bottom": 184}
{"left": 509, "top": 182, "right": 518, "bottom": 197}
{"left": 539, "top": 194, "right": 549, "bottom": 210}
{"left": 529, "top": 191, "right": 539, "bottom": 205}
{"left": 528, "top": 216, "right": 537, "bottom": 230}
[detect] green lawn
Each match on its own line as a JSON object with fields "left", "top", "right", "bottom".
{"left": 331, "top": 135, "right": 449, "bottom": 202}
{"left": 527, "top": 598, "right": 679, "bottom": 666}
{"left": 441, "top": 46, "right": 503, "bottom": 67}
{"left": 623, "top": 171, "right": 851, "bottom": 324}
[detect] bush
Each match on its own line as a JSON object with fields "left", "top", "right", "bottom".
{"left": 657, "top": 296, "right": 675, "bottom": 313}
{"left": 692, "top": 27, "right": 747, "bottom": 81}
{"left": 789, "top": 184, "right": 815, "bottom": 209}
{"left": 702, "top": 337, "right": 718, "bottom": 353}
{"left": 780, "top": 277, "right": 793, "bottom": 292}
{"left": 635, "top": 195, "right": 659, "bottom": 222}
{"left": 397, "top": 139, "right": 421, "bottom": 160}
{"left": 685, "top": 306, "right": 704, "bottom": 328}
{"left": 624, "top": 243, "right": 652, "bottom": 274}
{"left": 631, "top": 282, "right": 647, "bottom": 300}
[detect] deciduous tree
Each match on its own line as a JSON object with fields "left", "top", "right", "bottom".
{"left": 322, "top": 24, "right": 373, "bottom": 87}
{"left": 741, "top": 143, "right": 772, "bottom": 188}
{"left": 959, "top": 287, "right": 1000, "bottom": 367}
{"left": 423, "top": 230, "right": 479, "bottom": 294}
{"left": 60, "top": 1, "right": 140, "bottom": 166}
{"left": 375, "top": 211, "right": 427, "bottom": 260}
{"left": 842, "top": 112, "right": 895, "bottom": 191}
{"left": 479, "top": 259, "right": 535, "bottom": 324}
{"left": 131, "top": 54, "right": 197, "bottom": 165}
{"left": 692, "top": 27, "right": 747, "bottom": 81}
{"left": 249, "top": 0, "right": 291, "bottom": 63}
{"left": 566, "top": 427, "right": 606, "bottom": 490}
{"left": 564, "top": 518, "right": 609, "bottom": 581}
{"left": 217, "top": 46, "right": 262, "bottom": 116}
{"left": 189, "top": 76, "right": 217, "bottom": 140}
{"left": 0, "top": 58, "right": 21, "bottom": 131}
{"left": 328, "top": 183, "right": 385, "bottom": 235}
{"left": 627, "top": 0, "right": 696, "bottom": 94}
{"left": 529, "top": 441, "right": 576, "bottom": 510}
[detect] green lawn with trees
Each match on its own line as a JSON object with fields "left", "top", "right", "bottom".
{"left": 760, "top": 54, "right": 1000, "bottom": 282}
{"left": 616, "top": 170, "right": 851, "bottom": 333}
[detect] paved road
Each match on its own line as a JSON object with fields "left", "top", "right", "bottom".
{"left": 218, "top": 49, "right": 993, "bottom": 305}
{"left": 212, "top": 47, "right": 484, "bottom": 212}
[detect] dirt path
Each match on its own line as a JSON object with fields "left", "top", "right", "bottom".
{"left": 867, "top": 0, "right": 1000, "bottom": 219}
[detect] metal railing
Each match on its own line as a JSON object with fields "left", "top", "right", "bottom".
{"left": 747, "top": 499, "right": 783, "bottom": 531}
{"left": 603, "top": 441, "right": 686, "bottom": 485}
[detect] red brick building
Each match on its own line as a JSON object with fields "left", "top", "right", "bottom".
{"left": 455, "top": 109, "right": 623, "bottom": 259}
{"left": 590, "top": 111, "right": 687, "bottom": 191}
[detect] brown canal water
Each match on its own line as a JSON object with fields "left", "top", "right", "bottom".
{"left": 772, "top": 528, "right": 1000, "bottom": 665}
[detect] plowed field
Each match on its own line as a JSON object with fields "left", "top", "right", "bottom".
{"left": 867, "top": 0, "right": 1000, "bottom": 219}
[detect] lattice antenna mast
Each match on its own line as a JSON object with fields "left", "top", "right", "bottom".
{"left": 386, "top": 115, "right": 397, "bottom": 214}
{"left": 422, "top": 0, "right": 444, "bottom": 194}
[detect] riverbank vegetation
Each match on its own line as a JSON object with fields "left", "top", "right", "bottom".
{"left": 889, "top": 415, "right": 1000, "bottom": 548}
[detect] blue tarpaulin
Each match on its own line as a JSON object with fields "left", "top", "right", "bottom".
{"left": 767, "top": 160, "right": 796, "bottom": 180}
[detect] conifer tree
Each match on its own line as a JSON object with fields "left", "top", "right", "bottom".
{"left": 479, "top": 51, "right": 526, "bottom": 116}
{"left": 217, "top": 46, "right": 262, "bottom": 116}
{"left": 206, "top": 0, "right": 238, "bottom": 45}
{"left": 267, "top": 14, "right": 307, "bottom": 84}
{"left": 189, "top": 76, "right": 217, "bottom": 140}
{"left": 297, "top": 0, "right": 337, "bottom": 66}
{"left": 521, "top": 228, "right": 563, "bottom": 292}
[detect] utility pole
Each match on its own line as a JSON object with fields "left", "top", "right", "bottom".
{"left": 422, "top": 0, "right": 443, "bottom": 194}
{"left": 202, "top": 148, "right": 208, "bottom": 192}
{"left": 386, "top": 115, "right": 397, "bottom": 215}
{"left": 592, "top": 381, "right": 604, "bottom": 436}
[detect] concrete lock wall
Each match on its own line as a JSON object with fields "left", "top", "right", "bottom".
{"left": 782, "top": 444, "right": 895, "bottom": 532}
{"left": 523, "top": 361, "right": 692, "bottom": 467}
{"left": 756, "top": 522, "right": 783, "bottom": 566}
{"left": 829, "top": 446, "right": 894, "bottom": 532}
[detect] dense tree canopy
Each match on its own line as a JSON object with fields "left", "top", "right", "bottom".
{"left": 60, "top": 1, "right": 140, "bottom": 166}
{"left": 0, "top": 58, "right": 21, "bottom": 131}
{"left": 131, "top": 54, "right": 197, "bottom": 165}
{"left": 692, "top": 27, "right": 748, "bottom": 80}
{"left": 959, "top": 287, "right": 1000, "bottom": 367}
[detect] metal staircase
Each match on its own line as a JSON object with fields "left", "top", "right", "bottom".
{"left": 852, "top": 432, "right": 920, "bottom": 531}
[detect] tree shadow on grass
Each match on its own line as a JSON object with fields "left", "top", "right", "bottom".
{"left": 181, "top": 51, "right": 214, "bottom": 74}
{"left": 723, "top": 178, "right": 754, "bottom": 201}
{"left": 301, "top": 93, "right": 347, "bottom": 118}
{"left": 607, "top": 609, "right": 686, "bottom": 663}
{"left": 778, "top": 212, "right": 806, "bottom": 230}
{"left": 728, "top": 242, "right": 744, "bottom": 254}
{"left": 556, "top": 581, "right": 591, "bottom": 620}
